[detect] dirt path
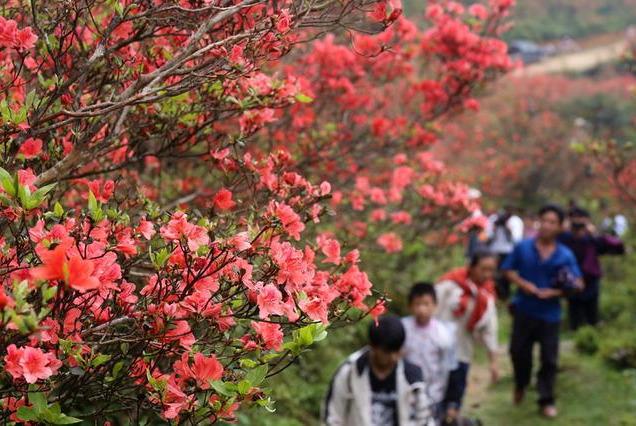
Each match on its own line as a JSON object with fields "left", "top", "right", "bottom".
{"left": 462, "top": 348, "right": 512, "bottom": 414}
{"left": 512, "top": 39, "right": 628, "bottom": 77}
{"left": 463, "top": 340, "right": 576, "bottom": 416}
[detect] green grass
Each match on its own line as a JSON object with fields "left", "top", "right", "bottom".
{"left": 463, "top": 245, "right": 636, "bottom": 426}
{"left": 467, "top": 347, "right": 636, "bottom": 425}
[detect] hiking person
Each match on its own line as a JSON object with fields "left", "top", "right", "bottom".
{"left": 323, "top": 315, "right": 435, "bottom": 426}
{"left": 559, "top": 207, "right": 625, "bottom": 330}
{"left": 435, "top": 250, "right": 499, "bottom": 424}
{"left": 502, "top": 204, "right": 583, "bottom": 419}
{"left": 601, "top": 205, "right": 629, "bottom": 237}
{"left": 486, "top": 205, "right": 524, "bottom": 299}
{"left": 402, "top": 282, "right": 456, "bottom": 421}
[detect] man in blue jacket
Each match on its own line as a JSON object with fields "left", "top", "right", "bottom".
{"left": 502, "top": 204, "right": 582, "bottom": 419}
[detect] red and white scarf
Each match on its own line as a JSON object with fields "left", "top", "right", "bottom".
{"left": 439, "top": 267, "right": 496, "bottom": 331}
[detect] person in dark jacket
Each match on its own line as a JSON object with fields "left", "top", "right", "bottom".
{"left": 559, "top": 207, "right": 625, "bottom": 330}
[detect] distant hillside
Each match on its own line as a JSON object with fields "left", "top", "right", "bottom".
{"left": 403, "top": 0, "right": 636, "bottom": 43}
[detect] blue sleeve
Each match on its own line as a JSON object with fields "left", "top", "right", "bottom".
{"left": 566, "top": 251, "right": 582, "bottom": 278}
{"left": 500, "top": 243, "right": 520, "bottom": 271}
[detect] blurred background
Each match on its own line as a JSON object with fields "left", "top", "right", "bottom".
{"left": 236, "top": 2, "right": 636, "bottom": 424}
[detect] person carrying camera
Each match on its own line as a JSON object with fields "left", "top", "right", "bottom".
{"left": 559, "top": 207, "right": 625, "bottom": 330}
{"left": 486, "top": 205, "right": 524, "bottom": 299}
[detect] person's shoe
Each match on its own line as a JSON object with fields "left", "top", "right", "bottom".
{"left": 513, "top": 388, "right": 525, "bottom": 405}
{"left": 541, "top": 405, "right": 558, "bottom": 418}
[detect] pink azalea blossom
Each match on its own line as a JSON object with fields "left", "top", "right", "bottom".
{"left": 377, "top": 233, "right": 403, "bottom": 253}
{"left": 191, "top": 353, "right": 224, "bottom": 389}
{"left": 251, "top": 321, "right": 283, "bottom": 351}
{"left": 213, "top": 188, "right": 236, "bottom": 211}
{"left": 256, "top": 284, "right": 284, "bottom": 319}
{"left": 18, "top": 138, "right": 43, "bottom": 159}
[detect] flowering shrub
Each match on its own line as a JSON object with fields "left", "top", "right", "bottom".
{"left": 436, "top": 75, "right": 636, "bottom": 207}
{"left": 262, "top": 0, "right": 513, "bottom": 250}
{"left": 0, "top": 0, "right": 511, "bottom": 423}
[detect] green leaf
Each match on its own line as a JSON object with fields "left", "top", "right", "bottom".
{"left": 146, "top": 370, "right": 167, "bottom": 392}
{"left": 283, "top": 341, "right": 301, "bottom": 356}
{"left": 51, "top": 414, "right": 83, "bottom": 424}
{"left": 297, "top": 325, "right": 314, "bottom": 347}
{"left": 112, "top": 360, "right": 125, "bottom": 378}
{"left": 569, "top": 141, "right": 587, "bottom": 154}
{"left": 87, "top": 191, "right": 104, "bottom": 221}
{"left": 262, "top": 353, "right": 281, "bottom": 362}
{"left": 0, "top": 100, "right": 12, "bottom": 122}
{"left": 41, "top": 283, "right": 57, "bottom": 303}
{"left": 245, "top": 365, "right": 268, "bottom": 387}
{"left": 48, "top": 402, "right": 62, "bottom": 415}
{"left": 211, "top": 381, "right": 235, "bottom": 397}
{"left": 33, "top": 183, "right": 57, "bottom": 199}
{"left": 53, "top": 202, "right": 64, "bottom": 218}
{"left": 91, "top": 353, "right": 112, "bottom": 367}
{"left": 256, "top": 396, "right": 276, "bottom": 413}
{"left": 17, "top": 184, "right": 31, "bottom": 209}
{"left": 0, "top": 193, "right": 11, "bottom": 206}
{"left": 25, "top": 90, "right": 37, "bottom": 109}
{"left": 28, "top": 391, "right": 47, "bottom": 412}
{"left": 88, "top": 191, "right": 98, "bottom": 212}
{"left": 58, "top": 339, "right": 74, "bottom": 354}
{"left": 313, "top": 324, "right": 328, "bottom": 342}
{"left": 295, "top": 93, "right": 313, "bottom": 104}
{"left": 39, "top": 405, "right": 83, "bottom": 424}
{"left": 0, "top": 167, "right": 11, "bottom": 184}
{"left": 16, "top": 406, "right": 38, "bottom": 421}
{"left": 152, "top": 247, "right": 170, "bottom": 269}
{"left": 239, "top": 359, "right": 257, "bottom": 369}
{"left": 237, "top": 379, "right": 251, "bottom": 395}
{"left": 1, "top": 176, "right": 16, "bottom": 197}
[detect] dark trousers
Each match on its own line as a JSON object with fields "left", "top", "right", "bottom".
{"left": 568, "top": 295, "right": 599, "bottom": 330}
{"left": 568, "top": 277, "right": 600, "bottom": 330}
{"left": 443, "top": 362, "right": 470, "bottom": 410}
{"left": 495, "top": 253, "right": 511, "bottom": 300}
{"left": 509, "top": 311, "right": 560, "bottom": 407}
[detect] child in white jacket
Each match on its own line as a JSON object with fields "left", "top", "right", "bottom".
{"left": 402, "top": 282, "right": 456, "bottom": 422}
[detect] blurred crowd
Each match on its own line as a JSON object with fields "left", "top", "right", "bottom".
{"left": 322, "top": 202, "right": 626, "bottom": 426}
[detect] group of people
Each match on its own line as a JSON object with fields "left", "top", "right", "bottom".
{"left": 322, "top": 203, "right": 625, "bottom": 425}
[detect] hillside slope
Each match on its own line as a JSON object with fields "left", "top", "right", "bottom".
{"left": 403, "top": 0, "right": 636, "bottom": 43}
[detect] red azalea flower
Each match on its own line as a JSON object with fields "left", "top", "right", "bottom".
{"left": 31, "top": 242, "right": 101, "bottom": 292}
{"left": 251, "top": 321, "right": 283, "bottom": 351}
{"left": 18, "top": 138, "right": 43, "bottom": 159}
{"left": 213, "top": 188, "right": 236, "bottom": 211}
{"left": 191, "top": 353, "right": 223, "bottom": 389}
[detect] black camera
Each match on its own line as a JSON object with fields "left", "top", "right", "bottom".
{"left": 571, "top": 222, "right": 586, "bottom": 231}
{"left": 552, "top": 267, "right": 579, "bottom": 296}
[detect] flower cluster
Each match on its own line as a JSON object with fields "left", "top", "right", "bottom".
{"left": 0, "top": 0, "right": 511, "bottom": 423}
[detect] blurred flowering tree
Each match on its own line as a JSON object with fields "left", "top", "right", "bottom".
{"left": 578, "top": 85, "right": 636, "bottom": 208}
{"left": 263, "top": 0, "right": 513, "bottom": 251}
{"left": 0, "top": 0, "right": 512, "bottom": 423}
{"left": 435, "top": 75, "right": 636, "bottom": 208}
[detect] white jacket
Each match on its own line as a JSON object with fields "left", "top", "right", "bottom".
{"left": 402, "top": 317, "right": 457, "bottom": 404}
{"left": 322, "top": 348, "right": 435, "bottom": 426}
{"left": 435, "top": 279, "right": 498, "bottom": 363}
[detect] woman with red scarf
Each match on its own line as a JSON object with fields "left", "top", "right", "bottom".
{"left": 435, "top": 250, "right": 499, "bottom": 424}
